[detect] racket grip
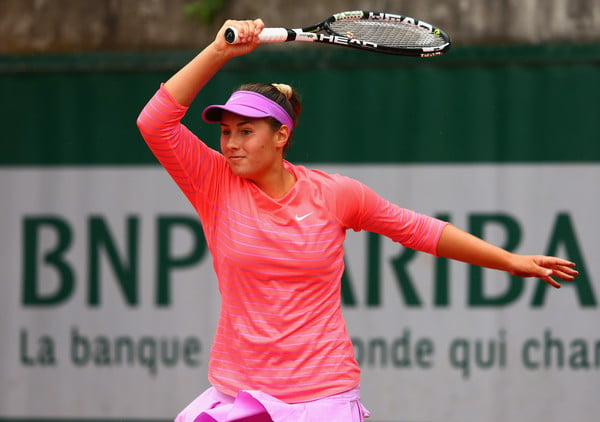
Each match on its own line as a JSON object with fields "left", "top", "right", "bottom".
{"left": 224, "top": 27, "right": 290, "bottom": 44}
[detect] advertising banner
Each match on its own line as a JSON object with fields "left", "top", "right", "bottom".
{"left": 1, "top": 164, "right": 598, "bottom": 422}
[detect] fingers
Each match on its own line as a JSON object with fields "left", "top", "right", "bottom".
{"left": 534, "top": 256, "right": 577, "bottom": 274}
{"left": 551, "top": 265, "right": 579, "bottom": 280}
{"left": 223, "top": 19, "right": 264, "bottom": 44}
{"left": 536, "top": 256, "right": 576, "bottom": 270}
{"left": 541, "top": 275, "right": 562, "bottom": 289}
{"left": 252, "top": 18, "right": 265, "bottom": 38}
{"left": 534, "top": 256, "right": 578, "bottom": 289}
{"left": 213, "top": 19, "right": 264, "bottom": 58}
{"left": 512, "top": 255, "right": 578, "bottom": 289}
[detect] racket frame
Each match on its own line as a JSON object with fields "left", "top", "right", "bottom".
{"left": 225, "top": 10, "right": 451, "bottom": 57}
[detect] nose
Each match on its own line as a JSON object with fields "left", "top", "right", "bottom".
{"left": 223, "top": 134, "right": 241, "bottom": 151}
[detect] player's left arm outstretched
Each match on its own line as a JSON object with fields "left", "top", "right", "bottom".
{"left": 436, "top": 224, "right": 578, "bottom": 288}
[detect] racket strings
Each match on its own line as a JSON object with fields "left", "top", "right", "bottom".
{"left": 329, "top": 20, "right": 444, "bottom": 49}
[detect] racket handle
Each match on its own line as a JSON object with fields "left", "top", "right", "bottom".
{"left": 224, "top": 27, "right": 290, "bottom": 44}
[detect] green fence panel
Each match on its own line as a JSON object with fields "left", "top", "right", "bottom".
{"left": 1, "top": 44, "right": 599, "bottom": 165}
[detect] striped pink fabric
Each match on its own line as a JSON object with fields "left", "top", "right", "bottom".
{"left": 137, "top": 85, "right": 448, "bottom": 403}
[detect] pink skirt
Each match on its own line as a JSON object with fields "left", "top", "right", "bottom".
{"left": 175, "top": 385, "right": 371, "bottom": 422}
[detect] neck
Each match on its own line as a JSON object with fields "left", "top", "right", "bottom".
{"left": 253, "top": 166, "right": 296, "bottom": 199}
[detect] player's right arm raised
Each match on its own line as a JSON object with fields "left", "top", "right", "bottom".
{"left": 164, "top": 19, "right": 264, "bottom": 107}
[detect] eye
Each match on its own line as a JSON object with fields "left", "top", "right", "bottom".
{"left": 241, "top": 128, "right": 253, "bottom": 136}
{"left": 221, "top": 128, "right": 231, "bottom": 136}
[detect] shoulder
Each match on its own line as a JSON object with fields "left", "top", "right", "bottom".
{"left": 291, "top": 164, "right": 371, "bottom": 218}
{"left": 292, "top": 163, "right": 363, "bottom": 192}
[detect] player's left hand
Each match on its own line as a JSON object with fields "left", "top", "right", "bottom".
{"left": 509, "top": 255, "right": 578, "bottom": 288}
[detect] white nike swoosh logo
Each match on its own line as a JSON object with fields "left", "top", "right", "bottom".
{"left": 295, "top": 212, "right": 313, "bottom": 221}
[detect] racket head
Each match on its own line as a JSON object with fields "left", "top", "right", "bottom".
{"left": 324, "top": 11, "right": 451, "bottom": 57}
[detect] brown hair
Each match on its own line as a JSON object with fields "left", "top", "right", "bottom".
{"left": 234, "top": 83, "right": 302, "bottom": 150}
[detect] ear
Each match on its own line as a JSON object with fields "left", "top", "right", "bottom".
{"left": 274, "top": 125, "right": 291, "bottom": 149}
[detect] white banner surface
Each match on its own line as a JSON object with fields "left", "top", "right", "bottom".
{"left": 1, "top": 164, "right": 598, "bottom": 422}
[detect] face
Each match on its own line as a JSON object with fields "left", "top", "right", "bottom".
{"left": 219, "top": 111, "right": 289, "bottom": 181}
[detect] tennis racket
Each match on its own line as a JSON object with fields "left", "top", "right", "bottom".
{"left": 225, "top": 10, "right": 451, "bottom": 57}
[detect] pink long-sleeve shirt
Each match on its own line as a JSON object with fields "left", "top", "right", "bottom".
{"left": 137, "top": 85, "right": 448, "bottom": 403}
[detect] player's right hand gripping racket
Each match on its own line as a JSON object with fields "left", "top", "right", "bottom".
{"left": 225, "top": 10, "right": 451, "bottom": 57}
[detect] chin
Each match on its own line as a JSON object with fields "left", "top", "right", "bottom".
{"left": 229, "top": 165, "right": 253, "bottom": 179}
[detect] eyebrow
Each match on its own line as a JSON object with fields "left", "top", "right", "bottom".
{"left": 220, "top": 120, "right": 253, "bottom": 127}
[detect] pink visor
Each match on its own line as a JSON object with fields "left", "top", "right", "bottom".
{"left": 202, "top": 91, "right": 294, "bottom": 130}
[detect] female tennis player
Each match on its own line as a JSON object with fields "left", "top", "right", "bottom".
{"left": 137, "top": 19, "right": 578, "bottom": 422}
